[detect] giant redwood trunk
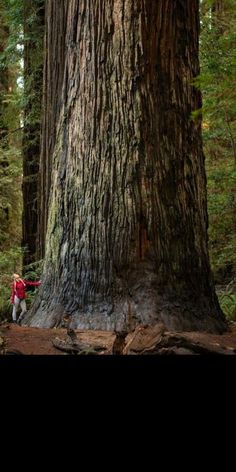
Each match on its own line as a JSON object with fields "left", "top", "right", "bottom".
{"left": 22, "top": 0, "right": 44, "bottom": 267}
{"left": 25, "top": 0, "right": 227, "bottom": 332}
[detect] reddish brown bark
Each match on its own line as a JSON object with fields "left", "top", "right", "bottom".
{"left": 25, "top": 0, "right": 227, "bottom": 333}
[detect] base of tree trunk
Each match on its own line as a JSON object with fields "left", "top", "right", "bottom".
{"left": 22, "top": 263, "right": 227, "bottom": 334}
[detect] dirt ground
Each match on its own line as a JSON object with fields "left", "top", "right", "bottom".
{"left": 1, "top": 322, "right": 236, "bottom": 355}
{"left": 0, "top": 324, "right": 116, "bottom": 355}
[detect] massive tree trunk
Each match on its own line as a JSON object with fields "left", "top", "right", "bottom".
{"left": 37, "top": 0, "right": 68, "bottom": 259}
{"left": 25, "top": 0, "right": 227, "bottom": 333}
{"left": 22, "top": 0, "right": 44, "bottom": 268}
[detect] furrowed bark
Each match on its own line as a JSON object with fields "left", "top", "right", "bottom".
{"left": 25, "top": 0, "right": 227, "bottom": 333}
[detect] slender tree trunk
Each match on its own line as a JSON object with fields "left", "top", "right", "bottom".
{"left": 212, "top": 0, "right": 226, "bottom": 34}
{"left": 0, "top": 2, "right": 10, "bottom": 246}
{"left": 0, "top": 3, "right": 9, "bottom": 150}
{"left": 212, "top": 0, "right": 224, "bottom": 15}
{"left": 25, "top": 0, "right": 227, "bottom": 333}
{"left": 22, "top": 0, "right": 44, "bottom": 268}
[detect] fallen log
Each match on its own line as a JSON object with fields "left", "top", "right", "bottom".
{"left": 147, "top": 333, "right": 233, "bottom": 355}
{"left": 123, "top": 323, "right": 166, "bottom": 355}
{"left": 123, "top": 323, "right": 236, "bottom": 355}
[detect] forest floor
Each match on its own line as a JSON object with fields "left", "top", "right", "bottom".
{"left": 0, "top": 323, "right": 115, "bottom": 355}
{"left": 1, "top": 322, "right": 236, "bottom": 355}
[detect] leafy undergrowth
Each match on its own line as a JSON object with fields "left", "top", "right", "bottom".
{"left": 206, "top": 154, "right": 236, "bottom": 322}
{"left": 207, "top": 156, "right": 236, "bottom": 284}
{"left": 217, "top": 280, "right": 236, "bottom": 322}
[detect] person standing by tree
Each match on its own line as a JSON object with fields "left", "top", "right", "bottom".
{"left": 10, "top": 273, "right": 41, "bottom": 324}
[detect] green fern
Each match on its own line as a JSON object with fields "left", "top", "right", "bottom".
{"left": 217, "top": 280, "right": 236, "bottom": 321}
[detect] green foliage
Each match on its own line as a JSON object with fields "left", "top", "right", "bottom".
{"left": 0, "top": 0, "right": 44, "bottom": 270}
{"left": 207, "top": 157, "right": 236, "bottom": 281}
{"left": 217, "top": 280, "right": 236, "bottom": 321}
{"left": 0, "top": 284, "right": 12, "bottom": 320}
{"left": 0, "top": 245, "right": 22, "bottom": 273}
{"left": 0, "top": 246, "right": 22, "bottom": 320}
{"left": 198, "top": 0, "right": 236, "bottom": 159}
{"left": 0, "top": 0, "right": 23, "bottom": 253}
{"left": 199, "top": 0, "right": 236, "bottom": 283}
{"left": 0, "top": 146, "right": 22, "bottom": 249}
{"left": 0, "top": 0, "right": 44, "bottom": 133}
{"left": 23, "top": 258, "right": 43, "bottom": 280}
{"left": 22, "top": 259, "right": 43, "bottom": 307}
{"left": 0, "top": 1, "right": 44, "bottom": 324}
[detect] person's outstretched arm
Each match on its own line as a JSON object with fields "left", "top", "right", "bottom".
{"left": 24, "top": 280, "right": 41, "bottom": 287}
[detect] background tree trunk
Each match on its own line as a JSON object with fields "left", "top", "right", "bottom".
{"left": 22, "top": 0, "right": 44, "bottom": 268}
{"left": 0, "top": 2, "right": 9, "bottom": 150}
{"left": 212, "top": 0, "right": 224, "bottom": 15}
{"left": 0, "top": 3, "right": 11, "bottom": 247}
{"left": 25, "top": 0, "right": 227, "bottom": 333}
{"left": 212, "top": 0, "right": 225, "bottom": 33}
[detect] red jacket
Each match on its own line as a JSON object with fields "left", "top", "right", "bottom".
{"left": 10, "top": 279, "right": 41, "bottom": 304}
